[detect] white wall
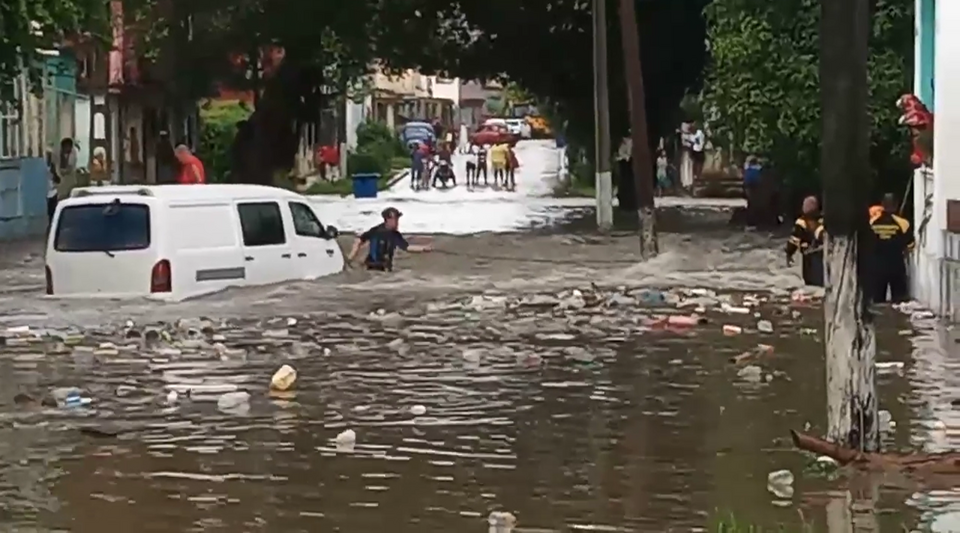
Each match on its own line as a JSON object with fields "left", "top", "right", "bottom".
{"left": 429, "top": 77, "right": 460, "bottom": 105}
{"left": 914, "top": 0, "right": 960, "bottom": 315}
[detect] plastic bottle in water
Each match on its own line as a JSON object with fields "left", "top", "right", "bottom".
{"left": 63, "top": 392, "right": 92, "bottom": 407}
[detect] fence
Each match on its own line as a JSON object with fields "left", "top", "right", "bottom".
{"left": 0, "top": 57, "right": 77, "bottom": 241}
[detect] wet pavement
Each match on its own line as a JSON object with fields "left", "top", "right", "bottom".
{"left": 0, "top": 141, "right": 958, "bottom": 531}
{"left": 309, "top": 140, "right": 745, "bottom": 235}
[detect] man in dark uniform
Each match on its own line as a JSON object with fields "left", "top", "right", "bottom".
{"left": 785, "top": 195, "right": 825, "bottom": 286}
{"left": 869, "top": 193, "right": 914, "bottom": 302}
{"left": 346, "top": 207, "right": 432, "bottom": 271}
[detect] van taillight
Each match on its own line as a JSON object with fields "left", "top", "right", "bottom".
{"left": 151, "top": 260, "right": 171, "bottom": 293}
{"left": 45, "top": 266, "right": 52, "bottom": 295}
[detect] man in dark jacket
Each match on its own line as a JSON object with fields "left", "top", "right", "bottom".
{"left": 346, "top": 207, "right": 432, "bottom": 271}
{"left": 869, "top": 193, "right": 914, "bottom": 302}
{"left": 785, "top": 196, "right": 824, "bottom": 286}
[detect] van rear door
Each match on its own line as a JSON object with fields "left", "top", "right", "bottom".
{"left": 48, "top": 200, "right": 157, "bottom": 296}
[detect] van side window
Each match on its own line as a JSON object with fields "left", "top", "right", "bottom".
{"left": 288, "top": 202, "right": 325, "bottom": 238}
{"left": 237, "top": 202, "right": 286, "bottom": 246}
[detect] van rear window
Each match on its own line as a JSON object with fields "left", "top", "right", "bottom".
{"left": 54, "top": 203, "right": 151, "bottom": 252}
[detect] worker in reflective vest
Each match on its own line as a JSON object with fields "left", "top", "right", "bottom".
{"left": 869, "top": 193, "right": 914, "bottom": 303}
{"left": 785, "top": 195, "right": 824, "bottom": 286}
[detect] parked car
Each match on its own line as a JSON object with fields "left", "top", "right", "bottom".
{"left": 471, "top": 123, "right": 517, "bottom": 146}
{"left": 46, "top": 184, "right": 343, "bottom": 300}
{"left": 504, "top": 119, "right": 526, "bottom": 136}
{"left": 399, "top": 121, "right": 436, "bottom": 149}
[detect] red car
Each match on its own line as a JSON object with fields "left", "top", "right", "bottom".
{"left": 470, "top": 124, "right": 517, "bottom": 146}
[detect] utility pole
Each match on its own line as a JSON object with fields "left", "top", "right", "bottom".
{"left": 618, "top": 0, "right": 657, "bottom": 257}
{"left": 821, "top": 0, "right": 877, "bottom": 451}
{"left": 593, "top": 0, "right": 613, "bottom": 231}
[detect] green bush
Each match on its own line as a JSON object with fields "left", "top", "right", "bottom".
{"left": 198, "top": 101, "right": 252, "bottom": 183}
{"left": 356, "top": 120, "right": 405, "bottom": 157}
{"left": 347, "top": 151, "right": 385, "bottom": 175}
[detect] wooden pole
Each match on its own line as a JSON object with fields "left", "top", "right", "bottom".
{"left": 618, "top": 0, "right": 658, "bottom": 257}
{"left": 593, "top": 0, "right": 614, "bottom": 231}
{"left": 820, "top": 0, "right": 877, "bottom": 451}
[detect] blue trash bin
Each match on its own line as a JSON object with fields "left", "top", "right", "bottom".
{"left": 351, "top": 173, "right": 381, "bottom": 198}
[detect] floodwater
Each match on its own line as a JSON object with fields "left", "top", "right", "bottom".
{"left": 0, "top": 141, "right": 956, "bottom": 532}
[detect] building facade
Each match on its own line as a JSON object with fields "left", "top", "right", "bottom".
{"left": 0, "top": 53, "right": 80, "bottom": 241}
{"left": 909, "top": 0, "right": 960, "bottom": 319}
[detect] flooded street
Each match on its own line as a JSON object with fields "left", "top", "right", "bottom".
{"left": 0, "top": 140, "right": 956, "bottom": 531}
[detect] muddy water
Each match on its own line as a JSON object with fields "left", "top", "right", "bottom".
{"left": 0, "top": 208, "right": 946, "bottom": 531}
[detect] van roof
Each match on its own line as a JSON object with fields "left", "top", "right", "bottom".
{"left": 70, "top": 184, "right": 304, "bottom": 202}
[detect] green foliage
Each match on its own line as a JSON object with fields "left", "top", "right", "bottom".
{"left": 356, "top": 120, "right": 405, "bottom": 157}
{"left": 702, "top": 0, "right": 913, "bottom": 198}
{"left": 347, "top": 151, "right": 385, "bottom": 176}
{"left": 198, "top": 102, "right": 252, "bottom": 183}
{"left": 0, "top": 0, "right": 108, "bottom": 103}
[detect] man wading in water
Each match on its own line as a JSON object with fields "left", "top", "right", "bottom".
{"left": 346, "top": 207, "right": 432, "bottom": 271}
{"left": 785, "top": 195, "right": 825, "bottom": 286}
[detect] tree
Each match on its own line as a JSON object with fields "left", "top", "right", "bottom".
{"left": 702, "top": 0, "right": 912, "bottom": 209}
{"left": 0, "top": 0, "right": 108, "bottom": 101}
{"left": 132, "top": 0, "right": 709, "bottom": 192}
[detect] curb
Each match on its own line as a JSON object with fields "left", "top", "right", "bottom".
{"left": 385, "top": 169, "right": 410, "bottom": 189}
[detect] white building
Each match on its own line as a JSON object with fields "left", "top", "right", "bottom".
{"left": 910, "top": 0, "right": 960, "bottom": 318}
{"left": 342, "top": 69, "right": 459, "bottom": 151}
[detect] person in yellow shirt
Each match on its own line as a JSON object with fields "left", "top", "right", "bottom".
{"left": 489, "top": 142, "right": 508, "bottom": 186}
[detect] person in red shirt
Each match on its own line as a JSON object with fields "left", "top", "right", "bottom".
{"left": 174, "top": 145, "right": 206, "bottom": 184}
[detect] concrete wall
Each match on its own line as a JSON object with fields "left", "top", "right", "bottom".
{"left": 912, "top": 0, "right": 960, "bottom": 317}
{"left": 915, "top": 0, "right": 936, "bottom": 108}
{"left": 0, "top": 158, "right": 50, "bottom": 241}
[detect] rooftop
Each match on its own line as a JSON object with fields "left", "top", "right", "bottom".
{"left": 69, "top": 184, "right": 304, "bottom": 203}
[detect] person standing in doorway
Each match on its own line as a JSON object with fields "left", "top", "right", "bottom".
{"left": 689, "top": 121, "right": 706, "bottom": 181}
{"left": 46, "top": 150, "right": 60, "bottom": 230}
{"left": 175, "top": 145, "right": 206, "bottom": 184}
{"left": 56, "top": 138, "right": 78, "bottom": 195}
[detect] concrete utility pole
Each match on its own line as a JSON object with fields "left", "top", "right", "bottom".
{"left": 821, "top": 0, "right": 878, "bottom": 451}
{"left": 593, "top": 0, "right": 614, "bottom": 231}
{"left": 618, "top": 0, "right": 658, "bottom": 257}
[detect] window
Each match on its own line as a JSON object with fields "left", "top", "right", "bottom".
{"left": 54, "top": 202, "right": 150, "bottom": 252}
{"left": 237, "top": 202, "right": 286, "bottom": 246}
{"left": 288, "top": 202, "right": 325, "bottom": 238}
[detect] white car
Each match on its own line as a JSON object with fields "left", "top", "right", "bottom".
{"left": 46, "top": 184, "right": 344, "bottom": 300}
{"left": 504, "top": 119, "right": 525, "bottom": 136}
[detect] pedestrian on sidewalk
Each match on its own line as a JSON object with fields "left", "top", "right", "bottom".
{"left": 742, "top": 155, "right": 763, "bottom": 225}
{"left": 689, "top": 121, "right": 706, "bottom": 181}
{"left": 175, "top": 145, "right": 206, "bottom": 184}
{"left": 506, "top": 142, "right": 519, "bottom": 189}
{"left": 490, "top": 142, "right": 508, "bottom": 186}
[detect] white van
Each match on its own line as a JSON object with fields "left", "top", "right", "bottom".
{"left": 45, "top": 184, "right": 344, "bottom": 300}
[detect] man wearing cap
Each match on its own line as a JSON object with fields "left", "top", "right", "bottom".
{"left": 346, "top": 207, "right": 432, "bottom": 271}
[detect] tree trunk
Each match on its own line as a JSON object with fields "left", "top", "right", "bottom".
{"left": 228, "top": 58, "right": 317, "bottom": 185}
{"left": 821, "top": 0, "right": 877, "bottom": 452}
{"left": 618, "top": 0, "right": 657, "bottom": 257}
